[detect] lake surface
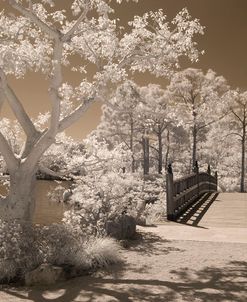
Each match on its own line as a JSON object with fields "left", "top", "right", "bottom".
{"left": 0, "top": 180, "right": 70, "bottom": 225}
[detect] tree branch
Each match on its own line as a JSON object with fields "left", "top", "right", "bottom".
{"left": 0, "top": 131, "right": 18, "bottom": 172}
{"left": 61, "top": 6, "right": 89, "bottom": 42}
{"left": 0, "top": 70, "right": 38, "bottom": 138}
{"left": 48, "top": 40, "right": 63, "bottom": 135}
{"left": 38, "top": 164, "right": 66, "bottom": 180}
{"left": 198, "top": 112, "right": 229, "bottom": 131}
{"left": 230, "top": 108, "right": 244, "bottom": 124}
{"left": 25, "top": 40, "right": 63, "bottom": 165}
{"left": 58, "top": 96, "right": 96, "bottom": 132}
{"left": 8, "top": 0, "right": 59, "bottom": 39}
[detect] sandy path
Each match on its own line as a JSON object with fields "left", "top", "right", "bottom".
{"left": 1, "top": 226, "right": 247, "bottom": 302}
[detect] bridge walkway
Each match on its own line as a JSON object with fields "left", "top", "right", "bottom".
{"left": 156, "top": 192, "right": 247, "bottom": 243}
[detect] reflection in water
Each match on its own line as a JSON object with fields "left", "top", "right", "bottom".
{"left": 0, "top": 180, "right": 70, "bottom": 225}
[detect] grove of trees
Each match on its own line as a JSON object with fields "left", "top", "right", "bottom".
{"left": 0, "top": 0, "right": 246, "bottom": 286}
{"left": 0, "top": 0, "right": 203, "bottom": 222}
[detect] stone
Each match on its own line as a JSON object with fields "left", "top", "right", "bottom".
{"left": 106, "top": 215, "right": 136, "bottom": 240}
{"left": 25, "top": 263, "right": 65, "bottom": 286}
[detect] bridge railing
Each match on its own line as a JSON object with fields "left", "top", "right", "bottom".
{"left": 166, "top": 163, "right": 218, "bottom": 221}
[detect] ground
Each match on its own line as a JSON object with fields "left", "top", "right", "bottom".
{"left": 0, "top": 192, "right": 246, "bottom": 301}
{"left": 1, "top": 226, "right": 246, "bottom": 302}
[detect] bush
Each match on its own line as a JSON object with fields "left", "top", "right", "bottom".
{"left": 0, "top": 221, "right": 122, "bottom": 284}
{"left": 63, "top": 172, "right": 166, "bottom": 235}
{"left": 63, "top": 172, "right": 142, "bottom": 238}
{"left": 84, "top": 237, "right": 122, "bottom": 268}
{"left": 0, "top": 220, "right": 42, "bottom": 283}
{"left": 39, "top": 224, "right": 90, "bottom": 270}
{"left": 143, "top": 196, "right": 166, "bottom": 225}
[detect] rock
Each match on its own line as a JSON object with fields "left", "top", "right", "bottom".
{"left": 119, "top": 239, "right": 129, "bottom": 248}
{"left": 25, "top": 263, "right": 65, "bottom": 286}
{"left": 106, "top": 215, "right": 136, "bottom": 240}
{"left": 136, "top": 216, "right": 146, "bottom": 226}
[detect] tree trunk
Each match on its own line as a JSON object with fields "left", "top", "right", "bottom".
{"left": 240, "top": 124, "right": 246, "bottom": 192}
{"left": 157, "top": 128, "right": 163, "bottom": 174}
{"left": 142, "top": 135, "right": 149, "bottom": 175}
{"left": 192, "top": 103, "right": 198, "bottom": 171}
{"left": 192, "top": 124, "right": 197, "bottom": 170}
{"left": 130, "top": 118, "right": 135, "bottom": 173}
{"left": 165, "top": 129, "right": 170, "bottom": 170}
{"left": 0, "top": 164, "right": 37, "bottom": 222}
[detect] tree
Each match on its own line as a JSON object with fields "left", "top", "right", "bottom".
{"left": 139, "top": 84, "right": 174, "bottom": 174}
{"left": 0, "top": 0, "right": 203, "bottom": 222}
{"left": 96, "top": 81, "right": 141, "bottom": 172}
{"left": 167, "top": 68, "right": 228, "bottom": 169}
{"left": 199, "top": 121, "right": 240, "bottom": 192}
{"left": 225, "top": 90, "right": 247, "bottom": 192}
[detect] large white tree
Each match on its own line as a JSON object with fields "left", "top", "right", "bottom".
{"left": 0, "top": 0, "right": 203, "bottom": 222}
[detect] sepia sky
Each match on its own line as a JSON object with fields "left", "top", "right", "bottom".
{"left": 1, "top": 0, "right": 247, "bottom": 139}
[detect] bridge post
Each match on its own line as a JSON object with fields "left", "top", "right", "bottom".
{"left": 207, "top": 164, "right": 211, "bottom": 191}
{"left": 193, "top": 161, "right": 199, "bottom": 197}
{"left": 215, "top": 171, "right": 218, "bottom": 190}
{"left": 166, "top": 163, "right": 175, "bottom": 220}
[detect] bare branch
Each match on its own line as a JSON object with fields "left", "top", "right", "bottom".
{"left": 59, "top": 96, "right": 96, "bottom": 132}
{"left": 48, "top": 40, "right": 63, "bottom": 134}
{"left": 25, "top": 40, "right": 64, "bottom": 165}
{"left": 0, "top": 131, "right": 18, "bottom": 171}
{"left": 231, "top": 108, "right": 243, "bottom": 124}
{"left": 38, "top": 164, "right": 65, "bottom": 179}
{"left": 0, "top": 70, "right": 38, "bottom": 138}
{"left": 198, "top": 112, "right": 229, "bottom": 131}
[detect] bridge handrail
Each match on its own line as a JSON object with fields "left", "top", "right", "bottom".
{"left": 166, "top": 164, "right": 218, "bottom": 221}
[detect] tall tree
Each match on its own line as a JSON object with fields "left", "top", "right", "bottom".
{"left": 96, "top": 81, "right": 141, "bottom": 172}
{"left": 225, "top": 90, "right": 247, "bottom": 192}
{"left": 167, "top": 68, "right": 228, "bottom": 169}
{"left": 140, "top": 85, "right": 174, "bottom": 174}
{"left": 0, "top": 0, "right": 203, "bottom": 222}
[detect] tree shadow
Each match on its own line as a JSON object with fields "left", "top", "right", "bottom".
{"left": 127, "top": 231, "right": 185, "bottom": 256}
{"left": 177, "top": 192, "right": 219, "bottom": 227}
{"left": 2, "top": 260, "right": 246, "bottom": 302}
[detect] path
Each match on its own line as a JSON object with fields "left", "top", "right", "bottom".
{"left": 1, "top": 193, "right": 246, "bottom": 302}
{"left": 159, "top": 192, "right": 247, "bottom": 243}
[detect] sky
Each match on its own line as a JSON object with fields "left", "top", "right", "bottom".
{"left": 1, "top": 0, "right": 247, "bottom": 139}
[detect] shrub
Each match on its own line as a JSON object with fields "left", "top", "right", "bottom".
{"left": 0, "top": 220, "right": 42, "bottom": 283}
{"left": 0, "top": 221, "right": 122, "bottom": 284}
{"left": 143, "top": 196, "right": 166, "bottom": 225}
{"left": 39, "top": 224, "right": 90, "bottom": 270}
{"left": 84, "top": 237, "right": 122, "bottom": 268}
{"left": 63, "top": 172, "right": 166, "bottom": 235}
{"left": 63, "top": 172, "right": 142, "bottom": 237}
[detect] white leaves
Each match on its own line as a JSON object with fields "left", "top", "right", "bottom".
{"left": 50, "top": 10, "right": 66, "bottom": 25}
{"left": 41, "top": 0, "right": 55, "bottom": 7}
{"left": 95, "top": 64, "right": 127, "bottom": 85}
{"left": 0, "top": 12, "right": 52, "bottom": 77}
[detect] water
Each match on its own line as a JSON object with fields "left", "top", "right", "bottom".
{"left": 0, "top": 180, "right": 70, "bottom": 225}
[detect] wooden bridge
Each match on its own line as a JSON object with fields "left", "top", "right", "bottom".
{"left": 165, "top": 163, "right": 247, "bottom": 243}
{"left": 166, "top": 163, "right": 218, "bottom": 221}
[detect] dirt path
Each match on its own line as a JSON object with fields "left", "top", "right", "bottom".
{"left": 1, "top": 226, "right": 247, "bottom": 302}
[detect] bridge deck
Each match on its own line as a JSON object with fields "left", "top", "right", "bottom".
{"left": 153, "top": 193, "right": 247, "bottom": 243}
{"left": 179, "top": 192, "right": 247, "bottom": 228}
{"left": 198, "top": 193, "right": 247, "bottom": 228}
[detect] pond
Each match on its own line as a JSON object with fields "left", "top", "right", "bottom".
{"left": 0, "top": 180, "right": 70, "bottom": 225}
